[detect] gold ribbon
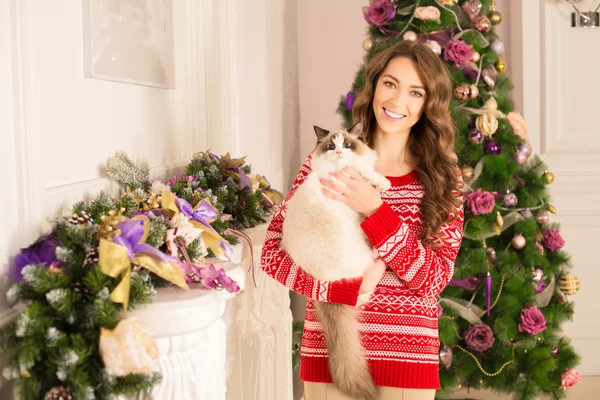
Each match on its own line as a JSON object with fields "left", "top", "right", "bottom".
{"left": 257, "top": 175, "right": 284, "bottom": 206}
{"left": 99, "top": 216, "right": 189, "bottom": 311}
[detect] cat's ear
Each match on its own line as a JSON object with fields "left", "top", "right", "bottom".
{"left": 314, "top": 126, "right": 330, "bottom": 142}
{"left": 348, "top": 122, "right": 365, "bottom": 141}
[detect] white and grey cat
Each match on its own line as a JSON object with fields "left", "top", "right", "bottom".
{"left": 282, "top": 123, "right": 390, "bottom": 400}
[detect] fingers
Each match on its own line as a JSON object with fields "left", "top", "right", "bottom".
{"left": 341, "top": 167, "right": 363, "bottom": 181}
{"left": 320, "top": 178, "right": 348, "bottom": 195}
{"left": 329, "top": 170, "right": 355, "bottom": 186}
{"left": 321, "top": 188, "right": 346, "bottom": 203}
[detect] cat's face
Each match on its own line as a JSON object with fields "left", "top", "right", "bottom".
{"left": 313, "top": 123, "right": 369, "bottom": 164}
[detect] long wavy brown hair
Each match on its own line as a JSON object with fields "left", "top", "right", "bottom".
{"left": 352, "top": 40, "right": 462, "bottom": 246}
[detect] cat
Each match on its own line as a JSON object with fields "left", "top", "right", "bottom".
{"left": 282, "top": 122, "right": 390, "bottom": 400}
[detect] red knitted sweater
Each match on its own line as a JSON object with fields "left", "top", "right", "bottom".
{"left": 260, "top": 154, "right": 464, "bottom": 389}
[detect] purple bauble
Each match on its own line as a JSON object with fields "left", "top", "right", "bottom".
{"left": 474, "top": 16, "right": 492, "bottom": 33}
{"left": 485, "top": 139, "right": 501, "bottom": 154}
{"left": 469, "top": 129, "right": 483, "bottom": 144}
{"left": 513, "top": 151, "right": 527, "bottom": 165}
{"left": 517, "top": 141, "right": 532, "bottom": 157}
{"left": 503, "top": 192, "right": 518, "bottom": 208}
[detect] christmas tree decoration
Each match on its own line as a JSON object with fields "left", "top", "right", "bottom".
{"left": 83, "top": 246, "right": 100, "bottom": 267}
{"left": 507, "top": 112, "right": 528, "bottom": 139}
{"left": 489, "top": 9, "right": 503, "bottom": 25}
{"left": 471, "top": 51, "right": 481, "bottom": 62}
{"left": 496, "top": 211, "right": 504, "bottom": 230}
{"left": 543, "top": 170, "right": 555, "bottom": 184}
{"left": 440, "top": 0, "right": 458, "bottom": 5}
{"left": 518, "top": 306, "right": 547, "bottom": 335}
{"left": 362, "top": 38, "right": 374, "bottom": 51}
{"left": 511, "top": 234, "right": 526, "bottom": 249}
{"left": 532, "top": 268, "right": 544, "bottom": 283}
{"left": 495, "top": 60, "right": 507, "bottom": 72}
{"left": 561, "top": 368, "right": 581, "bottom": 389}
{"left": 543, "top": 228, "right": 565, "bottom": 251}
{"left": 440, "top": 345, "right": 453, "bottom": 369}
{"left": 461, "top": 0, "right": 482, "bottom": 21}
{"left": 474, "top": 16, "right": 492, "bottom": 33}
{"left": 559, "top": 274, "right": 581, "bottom": 296}
{"left": 517, "top": 141, "right": 533, "bottom": 157}
{"left": 548, "top": 204, "right": 558, "bottom": 214}
{"left": 424, "top": 39, "right": 442, "bottom": 55}
{"left": 535, "top": 210, "right": 550, "bottom": 226}
{"left": 490, "top": 39, "right": 504, "bottom": 54}
{"left": 469, "top": 84, "right": 479, "bottom": 99}
{"left": 486, "top": 247, "right": 497, "bottom": 263}
{"left": 503, "top": 192, "right": 518, "bottom": 208}
{"left": 464, "top": 324, "right": 495, "bottom": 352}
{"left": 462, "top": 166, "right": 475, "bottom": 182}
{"left": 44, "top": 387, "right": 74, "bottom": 400}
{"left": 454, "top": 83, "right": 472, "bottom": 101}
{"left": 476, "top": 113, "right": 499, "bottom": 136}
{"left": 468, "top": 129, "right": 484, "bottom": 144}
{"left": 483, "top": 97, "right": 498, "bottom": 111}
{"left": 551, "top": 347, "right": 560, "bottom": 357}
{"left": 520, "top": 209, "right": 533, "bottom": 219}
{"left": 68, "top": 210, "right": 92, "bottom": 225}
{"left": 415, "top": 6, "right": 442, "bottom": 22}
{"left": 466, "top": 189, "right": 496, "bottom": 215}
{"left": 513, "top": 151, "right": 527, "bottom": 165}
{"left": 403, "top": 30, "right": 418, "bottom": 41}
{"left": 481, "top": 67, "right": 498, "bottom": 88}
{"left": 484, "top": 139, "right": 501, "bottom": 155}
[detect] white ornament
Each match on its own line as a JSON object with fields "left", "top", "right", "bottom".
{"left": 424, "top": 40, "right": 442, "bottom": 55}
{"left": 476, "top": 113, "right": 499, "bottom": 136}
{"left": 491, "top": 40, "right": 505, "bottom": 55}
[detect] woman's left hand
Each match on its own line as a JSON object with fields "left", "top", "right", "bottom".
{"left": 321, "top": 167, "right": 383, "bottom": 217}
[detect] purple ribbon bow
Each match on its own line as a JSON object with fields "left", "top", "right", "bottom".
{"left": 228, "top": 168, "right": 253, "bottom": 190}
{"left": 448, "top": 276, "right": 479, "bottom": 290}
{"left": 176, "top": 198, "right": 219, "bottom": 233}
{"left": 113, "top": 219, "right": 173, "bottom": 263}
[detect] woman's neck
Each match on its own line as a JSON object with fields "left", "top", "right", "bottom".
{"left": 373, "top": 128, "right": 414, "bottom": 176}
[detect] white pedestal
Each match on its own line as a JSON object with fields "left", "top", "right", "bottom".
{"left": 127, "top": 262, "right": 246, "bottom": 400}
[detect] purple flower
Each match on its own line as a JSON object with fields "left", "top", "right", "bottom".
{"left": 132, "top": 209, "right": 170, "bottom": 223}
{"left": 466, "top": 188, "right": 496, "bottom": 215}
{"left": 346, "top": 92, "right": 355, "bottom": 110}
{"left": 184, "top": 175, "right": 197, "bottom": 184}
{"left": 166, "top": 175, "right": 181, "bottom": 186}
{"left": 363, "top": 0, "right": 397, "bottom": 27}
{"left": 543, "top": 228, "right": 565, "bottom": 252}
{"left": 443, "top": 40, "right": 474, "bottom": 67}
{"left": 217, "top": 268, "right": 241, "bottom": 293}
{"left": 464, "top": 324, "right": 495, "bottom": 352}
{"left": 198, "top": 264, "right": 220, "bottom": 289}
{"left": 9, "top": 234, "right": 58, "bottom": 282}
{"left": 518, "top": 306, "right": 547, "bottom": 335}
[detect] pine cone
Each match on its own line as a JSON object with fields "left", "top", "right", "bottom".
{"left": 44, "top": 386, "right": 74, "bottom": 400}
{"left": 73, "top": 280, "right": 90, "bottom": 296}
{"left": 68, "top": 210, "right": 92, "bottom": 225}
{"left": 83, "top": 247, "right": 99, "bottom": 267}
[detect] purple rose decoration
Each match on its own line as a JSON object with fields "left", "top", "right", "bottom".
{"left": 518, "top": 306, "right": 547, "bottom": 335}
{"left": 543, "top": 228, "right": 565, "bottom": 252}
{"left": 346, "top": 92, "right": 355, "bottom": 110}
{"left": 217, "top": 268, "right": 241, "bottom": 293}
{"left": 443, "top": 40, "right": 474, "bottom": 67}
{"left": 464, "top": 324, "right": 495, "bottom": 352}
{"left": 9, "top": 234, "right": 59, "bottom": 282}
{"left": 466, "top": 188, "right": 496, "bottom": 215}
{"left": 363, "top": 0, "right": 397, "bottom": 27}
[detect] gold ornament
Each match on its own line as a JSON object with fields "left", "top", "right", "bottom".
{"left": 461, "top": 166, "right": 474, "bottom": 182}
{"left": 469, "top": 84, "right": 479, "bottom": 99}
{"left": 548, "top": 204, "right": 558, "bottom": 214}
{"left": 362, "top": 38, "right": 374, "bottom": 51}
{"left": 495, "top": 60, "right": 506, "bottom": 72}
{"left": 441, "top": 0, "right": 458, "bottom": 5}
{"left": 543, "top": 170, "right": 555, "bottom": 184}
{"left": 489, "top": 10, "right": 503, "bottom": 25}
{"left": 476, "top": 113, "right": 499, "bottom": 136}
{"left": 559, "top": 274, "right": 581, "bottom": 296}
{"left": 483, "top": 97, "right": 498, "bottom": 111}
{"left": 454, "top": 343, "right": 515, "bottom": 377}
{"left": 472, "top": 51, "right": 481, "bottom": 63}
{"left": 99, "top": 208, "right": 128, "bottom": 240}
{"left": 496, "top": 211, "right": 504, "bottom": 229}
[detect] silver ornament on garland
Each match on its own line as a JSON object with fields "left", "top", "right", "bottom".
{"left": 520, "top": 209, "right": 533, "bottom": 219}
{"left": 439, "top": 345, "right": 453, "bottom": 369}
{"left": 513, "top": 151, "right": 527, "bottom": 165}
{"left": 491, "top": 40, "right": 505, "bottom": 55}
{"left": 486, "top": 247, "right": 497, "bottom": 263}
{"left": 536, "top": 210, "right": 550, "bottom": 226}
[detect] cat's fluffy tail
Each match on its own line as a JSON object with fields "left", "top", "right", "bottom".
{"left": 314, "top": 301, "right": 377, "bottom": 400}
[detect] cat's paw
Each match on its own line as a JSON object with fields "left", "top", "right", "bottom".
{"left": 373, "top": 177, "right": 391, "bottom": 192}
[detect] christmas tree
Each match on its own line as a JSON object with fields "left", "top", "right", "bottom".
{"left": 337, "top": 1, "right": 581, "bottom": 398}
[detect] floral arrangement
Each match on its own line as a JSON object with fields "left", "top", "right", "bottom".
{"left": 1, "top": 151, "right": 283, "bottom": 399}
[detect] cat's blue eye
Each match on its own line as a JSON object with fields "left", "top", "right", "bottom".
{"left": 343, "top": 142, "right": 352, "bottom": 149}
{"left": 326, "top": 143, "right": 336, "bottom": 151}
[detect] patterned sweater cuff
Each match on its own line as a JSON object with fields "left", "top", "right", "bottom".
{"left": 361, "top": 202, "right": 402, "bottom": 247}
{"left": 329, "top": 277, "right": 362, "bottom": 306}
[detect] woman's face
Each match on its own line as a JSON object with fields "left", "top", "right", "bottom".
{"left": 372, "top": 56, "right": 426, "bottom": 137}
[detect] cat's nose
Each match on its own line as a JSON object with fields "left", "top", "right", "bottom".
{"left": 336, "top": 151, "right": 342, "bottom": 155}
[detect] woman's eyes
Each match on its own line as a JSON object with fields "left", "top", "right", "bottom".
{"left": 384, "top": 81, "right": 424, "bottom": 98}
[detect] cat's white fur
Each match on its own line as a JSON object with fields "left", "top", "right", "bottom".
{"left": 282, "top": 131, "right": 391, "bottom": 282}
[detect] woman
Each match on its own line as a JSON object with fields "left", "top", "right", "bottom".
{"left": 261, "top": 40, "right": 464, "bottom": 400}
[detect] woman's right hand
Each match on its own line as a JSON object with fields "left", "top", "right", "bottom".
{"left": 359, "top": 257, "right": 387, "bottom": 295}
